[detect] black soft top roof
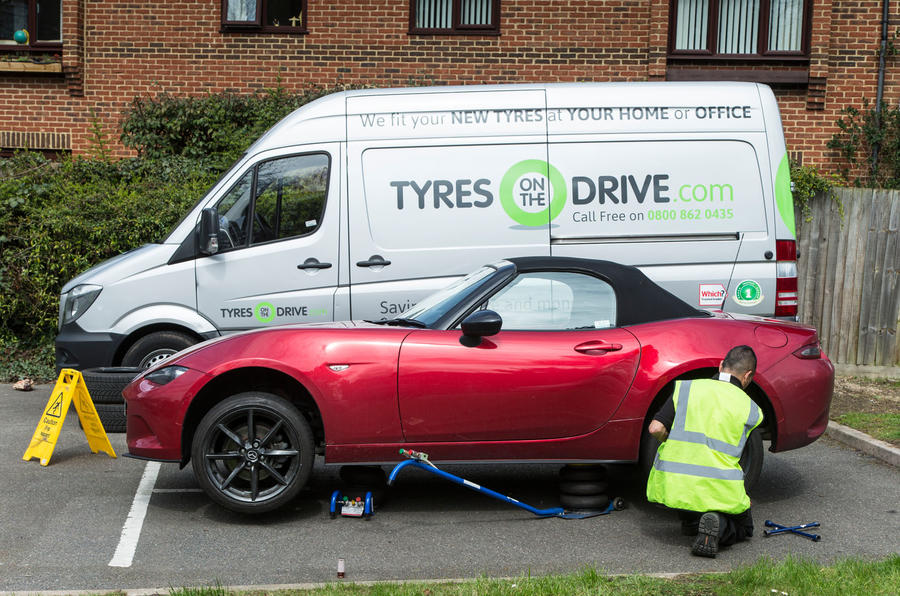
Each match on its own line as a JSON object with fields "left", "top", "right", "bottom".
{"left": 507, "top": 256, "right": 708, "bottom": 327}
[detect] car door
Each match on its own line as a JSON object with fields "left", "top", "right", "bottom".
{"left": 196, "top": 148, "right": 341, "bottom": 331}
{"left": 397, "top": 270, "right": 641, "bottom": 442}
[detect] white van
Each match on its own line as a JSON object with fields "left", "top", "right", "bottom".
{"left": 56, "top": 82, "right": 799, "bottom": 370}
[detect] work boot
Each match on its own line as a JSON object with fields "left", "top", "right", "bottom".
{"left": 691, "top": 512, "right": 720, "bottom": 557}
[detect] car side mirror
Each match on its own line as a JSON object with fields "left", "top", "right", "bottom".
{"left": 460, "top": 309, "right": 502, "bottom": 346}
{"left": 199, "top": 207, "right": 220, "bottom": 256}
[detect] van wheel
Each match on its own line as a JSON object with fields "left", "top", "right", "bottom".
{"left": 122, "top": 331, "right": 197, "bottom": 369}
{"left": 191, "top": 392, "right": 314, "bottom": 514}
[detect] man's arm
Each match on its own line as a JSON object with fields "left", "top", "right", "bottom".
{"left": 648, "top": 393, "right": 676, "bottom": 442}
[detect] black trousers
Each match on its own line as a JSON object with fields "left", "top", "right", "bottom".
{"left": 677, "top": 508, "right": 754, "bottom": 546}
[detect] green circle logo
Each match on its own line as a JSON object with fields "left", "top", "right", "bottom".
{"left": 255, "top": 302, "right": 276, "bottom": 323}
{"left": 500, "top": 160, "right": 567, "bottom": 226}
{"left": 733, "top": 280, "right": 763, "bottom": 307}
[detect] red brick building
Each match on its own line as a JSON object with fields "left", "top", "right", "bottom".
{"left": 0, "top": 0, "right": 895, "bottom": 171}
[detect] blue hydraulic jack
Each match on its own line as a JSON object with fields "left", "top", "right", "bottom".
{"left": 387, "top": 449, "right": 626, "bottom": 520}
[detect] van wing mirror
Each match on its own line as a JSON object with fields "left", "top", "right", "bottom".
{"left": 199, "top": 208, "right": 220, "bottom": 256}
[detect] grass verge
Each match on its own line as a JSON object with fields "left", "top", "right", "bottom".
{"left": 163, "top": 554, "right": 900, "bottom": 596}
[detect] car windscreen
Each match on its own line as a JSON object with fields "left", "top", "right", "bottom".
{"left": 393, "top": 263, "right": 509, "bottom": 328}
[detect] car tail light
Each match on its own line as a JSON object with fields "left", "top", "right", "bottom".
{"left": 793, "top": 343, "right": 822, "bottom": 359}
{"left": 775, "top": 239, "right": 798, "bottom": 317}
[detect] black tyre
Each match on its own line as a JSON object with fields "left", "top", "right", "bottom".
{"left": 122, "top": 331, "right": 197, "bottom": 370}
{"left": 95, "top": 403, "right": 127, "bottom": 433}
{"left": 639, "top": 425, "right": 764, "bottom": 492}
{"left": 559, "top": 464, "right": 608, "bottom": 483}
{"left": 191, "top": 392, "right": 314, "bottom": 514}
{"left": 739, "top": 428, "right": 764, "bottom": 491}
{"left": 560, "top": 492, "right": 610, "bottom": 511}
{"left": 82, "top": 367, "right": 141, "bottom": 404}
{"left": 559, "top": 480, "right": 608, "bottom": 496}
{"left": 613, "top": 497, "right": 626, "bottom": 511}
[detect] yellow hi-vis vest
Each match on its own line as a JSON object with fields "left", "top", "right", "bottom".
{"left": 646, "top": 379, "right": 763, "bottom": 514}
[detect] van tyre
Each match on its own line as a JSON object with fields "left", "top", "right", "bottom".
{"left": 122, "top": 331, "right": 197, "bottom": 370}
{"left": 191, "top": 392, "right": 314, "bottom": 514}
{"left": 81, "top": 367, "right": 141, "bottom": 404}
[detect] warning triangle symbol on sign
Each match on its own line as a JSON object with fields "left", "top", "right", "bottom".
{"left": 46, "top": 392, "right": 64, "bottom": 418}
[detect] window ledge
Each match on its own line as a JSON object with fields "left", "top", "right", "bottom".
{"left": 0, "top": 60, "right": 62, "bottom": 73}
{"left": 666, "top": 67, "right": 808, "bottom": 84}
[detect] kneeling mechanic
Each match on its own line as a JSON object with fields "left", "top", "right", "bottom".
{"left": 646, "top": 345, "right": 763, "bottom": 557}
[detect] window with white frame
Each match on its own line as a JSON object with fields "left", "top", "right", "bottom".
{"left": 669, "top": 0, "right": 808, "bottom": 57}
{"left": 410, "top": 0, "right": 500, "bottom": 34}
{"left": 221, "top": 0, "right": 307, "bottom": 33}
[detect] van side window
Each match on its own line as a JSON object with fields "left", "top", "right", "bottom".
{"left": 484, "top": 272, "right": 617, "bottom": 330}
{"left": 252, "top": 153, "right": 330, "bottom": 244}
{"left": 214, "top": 170, "right": 253, "bottom": 251}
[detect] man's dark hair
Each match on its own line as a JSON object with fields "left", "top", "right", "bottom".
{"left": 723, "top": 345, "right": 757, "bottom": 375}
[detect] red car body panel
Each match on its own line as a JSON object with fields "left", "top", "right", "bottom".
{"left": 124, "top": 312, "right": 833, "bottom": 465}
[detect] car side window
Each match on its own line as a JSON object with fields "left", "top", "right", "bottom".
{"left": 484, "top": 271, "right": 617, "bottom": 330}
{"left": 252, "top": 153, "right": 329, "bottom": 245}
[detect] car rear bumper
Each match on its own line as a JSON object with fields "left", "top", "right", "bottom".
{"left": 765, "top": 353, "right": 835, "bottom": 452}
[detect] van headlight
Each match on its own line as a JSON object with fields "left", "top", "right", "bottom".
{"left": 62, "top": 284, "right": 102, "bottom": 325}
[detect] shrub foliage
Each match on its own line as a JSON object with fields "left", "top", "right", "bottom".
{"left": 1, "top": 84, "right": 348, "bottom": 361}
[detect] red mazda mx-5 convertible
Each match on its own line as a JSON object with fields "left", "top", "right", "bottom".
{"left": 124, "top": 257, "right": 834, "bottom": 513}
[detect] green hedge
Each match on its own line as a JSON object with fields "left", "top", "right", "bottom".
{"left": 1, "top": 84, "right": 352, "bottom": 367}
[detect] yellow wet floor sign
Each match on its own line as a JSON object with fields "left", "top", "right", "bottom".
{"left": 23, "top": 368, "right": 116, "bottom": 466}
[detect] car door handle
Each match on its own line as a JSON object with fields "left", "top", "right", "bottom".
{"left": 574, "top": 341, "right": 623, "bottom": 354}
{"left": 356, "top": 255, "right": 392, "bottom": 268}
{"left": 297, "top": 258, "right": 332, "bottom": 270}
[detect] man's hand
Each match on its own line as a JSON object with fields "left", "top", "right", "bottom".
{"left": 649, "top": 419, "right": 668, "bottom": 443}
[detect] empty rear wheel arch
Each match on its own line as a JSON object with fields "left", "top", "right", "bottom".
{"left": 638, "top": 369, "right": 777, "bottom": 492}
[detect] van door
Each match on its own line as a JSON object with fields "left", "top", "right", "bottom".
{"left": 196, "top": 146, "right": 341, "bottom": 331}
{"left": 345, "top": 89, "right": 551, "bottom": 320}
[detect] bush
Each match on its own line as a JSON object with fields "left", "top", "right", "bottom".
{"left": 0, "top": 153, "right": 220, "bottom": 346}
{"left": 120, "top": 83, "right": 348, "bottom": 165}
{"left": 828, "top": 99, "right": 900, "bottom": 188}
{"left": 1, "top": 83, "right": 355, "bottom": 354}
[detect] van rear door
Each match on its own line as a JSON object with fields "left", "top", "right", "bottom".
{"left": 544, "top": 84, "right": 776, "bottom": 316}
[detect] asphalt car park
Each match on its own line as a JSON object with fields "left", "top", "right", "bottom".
{"left": 2, "top": 383, "right": 898, "bottom": 593}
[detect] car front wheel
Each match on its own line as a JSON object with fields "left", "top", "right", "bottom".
{"left": 191, "top": 392, "right": 314, "bottom": 514}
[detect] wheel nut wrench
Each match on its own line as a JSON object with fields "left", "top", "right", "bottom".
{"left": 763, "top": 520, "right": 821, "bottom": 541}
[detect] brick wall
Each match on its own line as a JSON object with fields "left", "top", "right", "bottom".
{"left": 0, "top": 0, "right": 897, "bottom": 176}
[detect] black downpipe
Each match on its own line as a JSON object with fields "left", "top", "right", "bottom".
{"left": 873, "top": 0, "right": 890, "bottom": 180}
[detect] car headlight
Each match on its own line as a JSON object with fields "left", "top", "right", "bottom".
{"left": 61, "top": 284, "right": 102, "bottom": 325}
{"left": 144, "top": 366, "right": 189, "bottom": 386}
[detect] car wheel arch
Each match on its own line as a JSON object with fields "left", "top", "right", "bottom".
{"left": 638, "top": 368, "right": 778, "bottom": 490}
{"left": 179, "top": 366, "right": 325, "bottom": 467}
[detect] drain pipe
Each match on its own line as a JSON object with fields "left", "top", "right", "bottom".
{"left": 873, "top": 0, "right": 890, "bottom": 181}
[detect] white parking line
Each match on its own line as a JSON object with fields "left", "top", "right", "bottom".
{"left": 109, "top": 461, "right": 160, "bottom": 568}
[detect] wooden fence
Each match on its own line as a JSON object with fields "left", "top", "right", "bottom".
{"left": 796, "top": 188, "right": 900, "bottom": 366}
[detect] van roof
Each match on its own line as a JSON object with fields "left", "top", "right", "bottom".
{"left": 249, "top": 81, "right": 776, "bottom": 151}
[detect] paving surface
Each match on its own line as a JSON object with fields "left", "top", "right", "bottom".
{"left": 1, "top": 383, "right": 898, "bottom": 593}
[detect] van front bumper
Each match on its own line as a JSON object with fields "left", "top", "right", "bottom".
{"left": 55, "top": 322, "right": 125, "bottom": 372}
